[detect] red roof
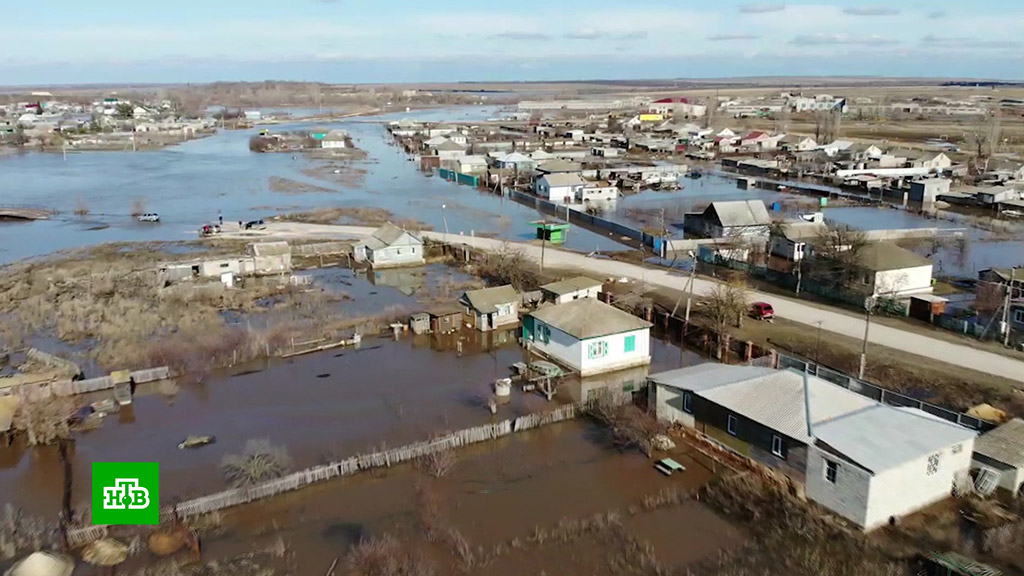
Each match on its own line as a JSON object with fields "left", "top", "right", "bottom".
{"left": 653, "top": 97, "right": 690, "bottom": 104}
{"left": 743, "top": 131, "right": 768, "bottom": 140}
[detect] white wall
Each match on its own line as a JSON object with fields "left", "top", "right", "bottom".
{"left": 530, "top": 325, "right": 650, "bottom": 376}
{"left": 652, "top": 383, "right": 696, "bottom": 428}
{"left": 438, "top": 149, "right": 466, "bottom": 160}
{"left": 552, "top": 286, "right": 601, "bottom": 304}
{"left": 863, "top": 439, "right": 974, "bottom": 530}
{"left": 806, "top": 447, "right": 873, "bottom": 528}
{"left": 806, "top": 439, "right": 974, "bottom": 530}
{"left": 873, "top": 265, "right": 933, "bottom": 297}
{"left": 322, "top": 140, "right": 347, "bottom": 149}
{"left": 368, "top": 244, "right": 424, "bottom": 267}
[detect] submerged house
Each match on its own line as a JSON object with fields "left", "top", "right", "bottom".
{"left": 460, "top": 285, "right": 520, "bottom": 332}
{"left": 650, "top": 364, "right": 976, "bottom": 531}
{"left": 353, "top": 222, "right": 425, "bottom": 269}
{"left": 523, "top": 299, "right": 651, "bottom": 377}
{"left": 972, "top": 418, "right": 1024, "bottom": 498}
{"left": 684, "top": 200, "right": 772, "bottom": 241}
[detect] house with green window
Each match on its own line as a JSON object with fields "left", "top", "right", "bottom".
{"left": 522, "top": 299, "right": 651, "bottom": 377}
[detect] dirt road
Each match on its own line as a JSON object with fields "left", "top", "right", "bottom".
{"left": 233, "top": 222, "right": 1024, "bottom": 385}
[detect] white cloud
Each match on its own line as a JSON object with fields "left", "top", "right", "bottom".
{"left": 708, "top": 34, "right": 761, "bottom": 41}
{"left": 842, "top": 7, "right": 900, "bottom": 16}
{"left": 920, "top": 35, "right": 1021, "bottom": 49}
{"left": 791, "top": 33, "right": 900, "bottom": 46}
{"left": 738, "top": 3, "right": 785, "bottom": 13}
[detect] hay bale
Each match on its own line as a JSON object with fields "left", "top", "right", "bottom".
{"left": 82, "top": 538, "right": 128, "bottom": 567}
{"left": 147, "top": 530, "right": 187, "bottom": 556}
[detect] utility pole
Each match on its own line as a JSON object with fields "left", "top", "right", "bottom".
{"left": 1004, "top": 268, "right": 1017, "bottom": 348}
{"left": 858, "top": 297, "right": 874, "bottom": 380}
{"left": 814, "top": 320, "right": 823, "bottom": 365}
{"left": 540, "top": 232, "right": 547, "bottom": 271}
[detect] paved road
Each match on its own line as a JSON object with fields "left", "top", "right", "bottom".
{"left": 239, "top": 222, "right": 1024, "bottom": 385}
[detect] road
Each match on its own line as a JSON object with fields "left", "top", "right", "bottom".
{"left": 234, "top": 222, "right": 1024, "bottom": 385}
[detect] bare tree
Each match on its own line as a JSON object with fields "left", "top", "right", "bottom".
{"left": 584, "top": 389, "right": 666, "bottom": 457}
{"left": 348, "top": 533, "right": 435, "bottom": 576}
{"left": 477, "top": 245, "right": 541, "bottom": 291}
{"left": 416, "top": 447, "right": 457, "bottom": 479}
{"left": 13, "top": 397, "right": 78, "bottom": 532}
{"left": 697, "top": 273, "right": 750, "bottom": 337}
{"left": 806, "top": 226, "right": 868, "bottom": 290}
{"left": 970, "top": 111, "right": 1002, "bottom": 172}
{"left": 221, "top": 439, "right": 293, "bottom": 488}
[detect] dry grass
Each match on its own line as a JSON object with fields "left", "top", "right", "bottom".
{"left": 347, "top": 533, "right": 435, "bottom": 576}
{"left": 267, "top": 176, "right": 333, "bottom": 195}
{"left": 277, "top": 206, "right": 432, "bottom": 231}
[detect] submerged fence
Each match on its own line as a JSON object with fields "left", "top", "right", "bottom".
{"left": 67, "top": 403, "right": 581, "bottom": 547}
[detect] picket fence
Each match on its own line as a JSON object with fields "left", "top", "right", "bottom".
{"left": 51, "top": 367, "right": 171, "bottom": 397}
{"left": 66, "top": 403, "right": 581, "bottom": 547}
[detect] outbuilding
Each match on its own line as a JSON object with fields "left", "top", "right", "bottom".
{"left": 460, "top": 285, "right": 520, "bottom": 332}
{"left": 540, "top": 276, "right": 603, "bottom": 304}
{"left": 535, "top": 173, "right": 585, "bottom": 202}
{"left": 971, "top": 418, "right": 1024, "bottom": 497}
{"left": 523, "top": 299, "right": 651, "bottom": 377}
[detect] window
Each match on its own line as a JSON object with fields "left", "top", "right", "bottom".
{"left": 624, "top": 335, "right": 636, "bottom": 353}
{"left": 538, "top": 324, "right": 551, "bottom": 344}
{"left": 220, "top": 263, "right": 230, "bottom": 268}
{"left": 1015, "top": 309, "right": 1024, "bottom": 324}
{"left": 771, "top": 435, "right": 785, "bottom": 459}
{"left": 683, "top": 393, "right": 693, "bottom": 414}
{"left": 825, "top": 460, "right": 839, "bottom": 484}
{"left": 588, "top": 340, "right": 608, "bottom": 359}
{"left": 951, "top": 443, "right": 963, "bottom": 455}
{"left": 727, "top": 414, "right": 737, "bottom": 436}
{"left": 927, "top": 453, "right": 941, "bottom": 476}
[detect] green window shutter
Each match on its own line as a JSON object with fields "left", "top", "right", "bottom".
{"left": 624, "top": 335, "right": 636, "bottom": 353}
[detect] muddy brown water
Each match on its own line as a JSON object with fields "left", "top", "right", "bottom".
{"left": 184, "top": 420, "right": 745, "bottom": 575}
{"left": 0, "top": 328, "right": 702, "bottom": 520}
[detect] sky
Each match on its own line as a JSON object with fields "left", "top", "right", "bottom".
{"left": 3, "top": 0, "right": 1023, "bottom": 85}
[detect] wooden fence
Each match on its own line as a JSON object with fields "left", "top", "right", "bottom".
{"left": 12, "top": 367, "right": 172, "bottom": 401}
{"left": 293, "top": 242, "right": 350, "bottom": 256}
{"left": 67, "top": 404, "right": 581, "bottom": 547}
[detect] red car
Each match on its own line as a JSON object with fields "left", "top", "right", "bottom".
{"left": 751, "top": 302, "right": 774, "bottom": 321}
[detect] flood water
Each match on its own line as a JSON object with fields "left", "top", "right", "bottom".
{"left": 0, "top": 316, "right": 701, "bottom": 518}
{"left": 0, "top": 106, "right": 621, "bottom": 265}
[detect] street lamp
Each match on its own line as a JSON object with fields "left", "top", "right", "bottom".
{"left": 441, "top": 204, "right": 449, "bottom": 244}
{"left": 814, "top": 320, "right": 824, "bottom": 366}
{"left": 858, "top": 296, "right": 876, "bottom": 380}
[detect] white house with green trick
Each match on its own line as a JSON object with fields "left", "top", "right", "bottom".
{"left": 522, "top": 299, "right": 652, "bottom": 377}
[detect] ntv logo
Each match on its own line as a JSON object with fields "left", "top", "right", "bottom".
{"left": 92, "top": 462, "right": 160, "bottom": 525}
{"left": 102, "top": 479, "right": 150, "bottom": 510}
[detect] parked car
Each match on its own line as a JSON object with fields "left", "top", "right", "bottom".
{"left": 198, "top": 224, "right": 221, "bottom": 237}
{"left": 137, "top": 213, "right": 160, "bottom": 222}
{"left": 750, "top": 302, "right": 774, "bottom": 321}
{"left": 244, "top": 219, "right": 266, "bottom": 230}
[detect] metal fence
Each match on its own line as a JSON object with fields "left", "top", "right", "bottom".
{"left": 67, "top": 404, "right": 582, "bottom": 547}
{"left": 776, "top": 353, "right": 995, "bottom": 432}
{"left": 293, "top": 242, "right": 350, "bottom": 256}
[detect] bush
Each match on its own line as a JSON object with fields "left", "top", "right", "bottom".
{"left": 221, "top": 439, "right": 293, "bottom": 488}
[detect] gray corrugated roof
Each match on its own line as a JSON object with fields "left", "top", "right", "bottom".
{"left": 540, "top": 276, "right": 602, "bottom": 296}
{"left": 706, "top": 200, "right": 771, "bottom": 228}
{"left": 779, "top": 221, "right": 827, "bottom": 241}
{"left": 696, "top": 368, "right": 875, "bottom": 444}
{"left": 371, "top": 222, "right": 421, "bottom": 247}
{"left": 974, "top": 418, "right": 1024, "bottom": 468}
{"left": 528, "top": 298, "right": 650, "bottom": 339}
{"left": 814, "top": 406, "right": 976, "bottom": 473}
{"left": 649, "top": 363, "right": 777, "bottom": 393}
{"left": 461, "top": 285, "right": 519, "bottom": 313}
{"left": 537, "top": 159, "right": 583, "bottom": 173}
{"left": 856, "top": 242, "right": 931, "bottom": 271}
{"left": 540, "top": 173, "right": 585, "bottom": 188}
{"left": 434, "top": 140, "right": 466, "bottom": 151}
{"left": 249, "top": 241, "right": 291, "bottom": 256}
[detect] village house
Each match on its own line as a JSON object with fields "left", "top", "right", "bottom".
{"left": 457, "top": 155, "right": 488, "bottom": 175}
{"left": 972, "top": 418, "right": 1024, "bottom": 497}
{"left": 779, "top": 134, "right": 817, "bottom": 153}
{"left": 576, "top": 180, "right": 618, "bottom": 203}
{"left": 493, "top": 152, "right": 536, "bottom": 172}
{"left": 433, "top": 139, "right": 467, "bottom": 161}
{"left": 899, "top": 150, "right": 952, "bottom": 171}
{"left": 819, "top": 139, "right": 855, "bottom": 157}
{"left": 247, "top": 242, "right": 292, "bottom": 274}
{"left": 158, "top": 242, "right": 293, "bottom": 284}
{"left": 540, "top": 276, "right": 603, "bottom": 304}
{"left": 523, "top": 298, "right": 651, "bottom": 378}
{"left": 650, "top": 364, "right": 976, "bottom": 530}
{"left": 352, "top": 222, "right": 424, "bottom": 269}
{"left": 321, "top": 130, "right": 349, "bottom": 149}
{"left": 770, "top": 219, "right": 827, "bottom": 262}
{"left": 460, "top": 285, "right": 520, "bottom": 332}
{"left": 535, "top": 172, "right": 585, "bottom": 202}
{"left": 853, "top": 242, "right": 934, "bottom": 297}
{"left": 535, "top": 159, "right": 584, "bottom": 176}
{"left": 684, "top": 200, "right": 772, "bottom": 241}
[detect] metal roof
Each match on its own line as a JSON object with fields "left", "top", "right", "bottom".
{"left": 778, "top": 221, "right": 827, "bottom": 241}
{"left": 540, "top": 173, "right": 585, "bottom": 188}
{"left": 814, "top": 405, "right": 977, "bottom": 473}
{"left": 249, "top": 241, "right": 291, "bottom": 256}
{"left": 705, "top": 200, "right": 771, "bottom": 228}
{"left": 974, "top": 417, "right": 1024, "bottom": 469}
{"left": 461, "top": 285, "right": 519, "bottom": 314}
{"left": 856, "top": 242, "right": 931, "bottom": 272}
{"left": 434, "top": 140, "right": 466, "bottom": 151}
{"left": 361, "top": 222, "right": 421, "bottom": 250}
{"left": 540, "top": 276, "right": 603, "bottom": 296}
{"left": 537, "top": 159, "right": 583, "bottom": 173}
{"left": 528, "top": 298, "right": 650, "bottom": 340}
{"left": 650, "top": 365, "right": 874, "bottom": 444}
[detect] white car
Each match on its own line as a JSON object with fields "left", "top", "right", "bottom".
{"left": 137, "top": 213, "right": 160, "bottom": 222}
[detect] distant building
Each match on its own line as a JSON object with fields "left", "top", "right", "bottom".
{"left": 535, "top": 173, "right": 585, "bottom": 202}
{"left": 540, "top": 276, "right": 603, "bottom": 304}
{"left": 321, "top": 130, "right": 349, "bottom": 149}
{"left": 577, "top": 180, "right": 619, "bottom": 203}
{"left": 684, "top": 200, "right": 772, "bottom": 240}
{"left": 244, "top": 110, "right": 262, "bottom": 121}
{"left": 909, "top": 178, "right": 951, "bottom": 204}
{"left": 779, "top": 135, "right": 818, "bottom": 153}
{"left": 770, "top": 220, "right": 827, "bottom": 262}
{"left": 433, "top": 140, "right": 467, "bottom": 160}
{"left": 353, "top": 222, "right": 424, "bottom": 269}
{"left": 853, "top": 242, "right": 934, "bottom": 297}
{"left": 460, "top": 285, "right": 520, "bottom": 332}
{"left": 523, "top": 299, "right": 651, "bottom": 377}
